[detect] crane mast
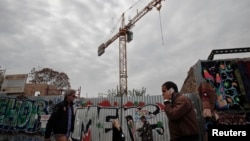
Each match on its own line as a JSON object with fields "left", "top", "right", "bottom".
{"left": 98, "top": 0, "right": 163, "bottom": 96}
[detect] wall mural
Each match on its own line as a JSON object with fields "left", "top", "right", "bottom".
{"left": 0, "top": 96, "right": 62, "bottom": 133}
{"left": 72, "top": 100, "right": 167, "bottom": 141}
{"left": 0, "top": 95, "right": 183, "bottom": 141}
{"left": 201, "top": 60, "right": 243, "bottom": 110}
{"left": 200, "top": 60, "right": 250, "bottom": 128}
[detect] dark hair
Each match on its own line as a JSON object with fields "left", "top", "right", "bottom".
{"left": 140, "top": 116, "right": 146, "bottom": 120}
{"left": 64, "top": 89, "right": 76, "bottom": 100}
{"left": 162, "top": 81, "right": 178, "bottom": 92}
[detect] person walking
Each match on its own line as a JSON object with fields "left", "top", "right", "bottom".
{"left": 112, "top": 119, "right": 125, "bottom": 141}
{"left": 162, "top": 81, "right": 199, "bottom": 141}
{"left": 44, "top": 89, "right": 77, "bottom": 141}
{"left": 136, "top": 116, "right": 153, "bottom": 141}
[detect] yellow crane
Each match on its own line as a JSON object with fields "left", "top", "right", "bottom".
{"left": 98, "top": 0, "right": 163, "bottom": 96}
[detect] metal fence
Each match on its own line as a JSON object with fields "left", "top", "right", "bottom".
{"left": 0, "top": 94, "right": 204, "bottom": 141}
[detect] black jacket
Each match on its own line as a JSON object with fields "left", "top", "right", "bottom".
{"left": 137, "top": 121, "right": 153, "bottom": 141}
{"left": 45, "top": 100, "right": 75, "bottom": 138}
{"left": 112, "top": 126, "right": 125, "bottom": 141}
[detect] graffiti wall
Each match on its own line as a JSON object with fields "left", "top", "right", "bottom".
{"left": 194, "top": 59, "right": 250, "bottom": 126}
{"left": 200, "top": 60, "right": 250, "bottom": 110}
{"left": 0, "top": 94, "right": 204, "bottom": 141}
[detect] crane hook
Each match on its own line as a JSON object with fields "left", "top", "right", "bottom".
{"left": 156, "top": 3, "right": 162, "bottom": 11}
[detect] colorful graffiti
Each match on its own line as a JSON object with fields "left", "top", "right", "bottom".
{"left": 72, "top": 102, "right": 166, "bottom": 141}
{"left": 199, "top": 60, "right": 250, "bottom": 133}
{"left": 0, "top": 95, "right": 203, "bottom": 141}
{"left": 201, "top": 61, "right": 243, "bottom": 110}
{"left": 0, "top": 96, "right": 62, "bottom": 133}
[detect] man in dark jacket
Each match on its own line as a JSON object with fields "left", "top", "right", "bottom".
{"left": 137, "top": 116, "right": 153, "bottom": 141}
{"left": 44, "top": 89, "right": 76, "bottom": 141}
{"left": 162, "top": 81, "right": 199, "bottom": 141}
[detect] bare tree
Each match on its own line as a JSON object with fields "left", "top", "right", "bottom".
{"left": 128, "top": 87, "right": 147, "bottom": 96}
{"left": 102, "top": 86, "right": 147, "bottom": 97}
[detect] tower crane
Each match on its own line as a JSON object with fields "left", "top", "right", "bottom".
{"left": 98, "top": 0, "right": 163, "bottom": 96}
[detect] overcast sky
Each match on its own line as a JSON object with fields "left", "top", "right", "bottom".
{"left": 1, "top": 0, "right": 250, "bottom": 97}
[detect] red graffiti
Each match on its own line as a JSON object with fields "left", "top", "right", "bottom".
{"left": 98, "top": 100, "right": 112, "bottom": 107}
{"left": 123, "top": 101, "right": 134, "bottom": 107}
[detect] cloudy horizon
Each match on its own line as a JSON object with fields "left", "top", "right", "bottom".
{"left": 1, "top": 0, "right": 250, "bottom": 97}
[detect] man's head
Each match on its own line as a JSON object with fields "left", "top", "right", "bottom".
{"left": 140, "top": 116, "right": 147, "bottom": 123}
{"left": 162, "top": 81, "right": 178, "bottom": 100}
{"left": 112, "top": 119, "right": 120, "bottom": 129}
{"left": 64, "top": 89, "right": 76, "bottom": 102}
{"left": 162, "top": 81, "right": 178, "bottom": 93}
